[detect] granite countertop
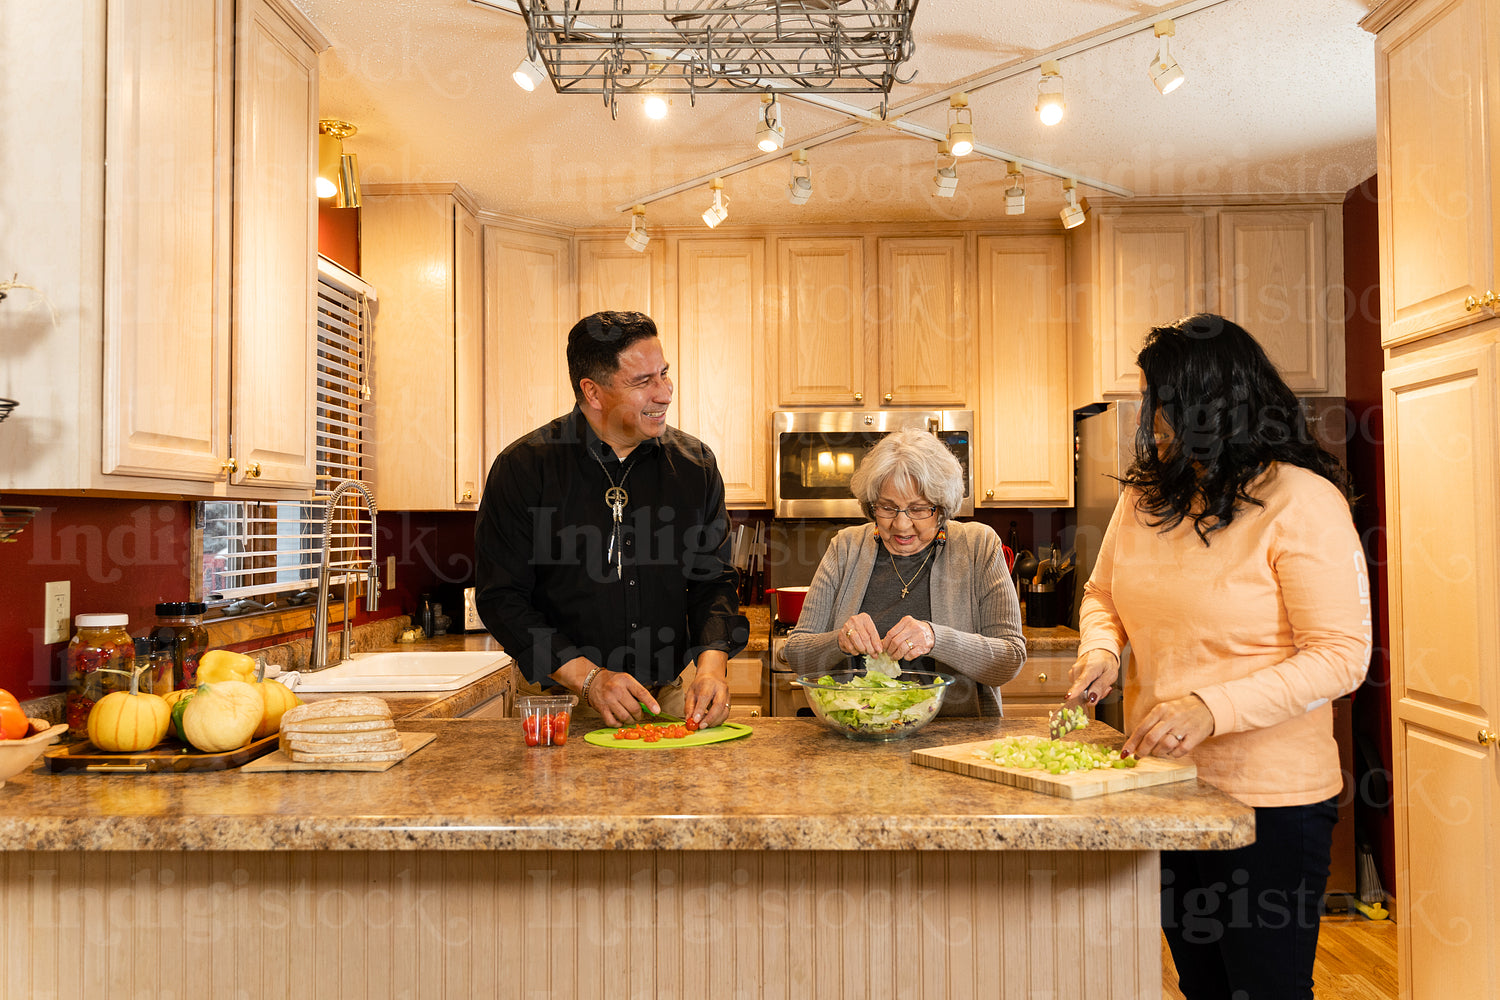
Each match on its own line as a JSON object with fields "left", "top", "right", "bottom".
{"left": 0, "top": 715, "right": 1251, "bottom": 854}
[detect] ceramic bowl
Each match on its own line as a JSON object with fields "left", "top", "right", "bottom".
{"left": 0, "top": 723, "right": 68, "bottom": 787}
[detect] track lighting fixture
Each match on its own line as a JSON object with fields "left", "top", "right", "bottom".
{"left": 788, "top": 150, "right": 812, "bottom": 205}
{"left": 624, "top": 205, "right": 650, "bottom": 252}
{"left": 1004, "top": 162, "right": 1025, "bottom": 216}
{"left": 316, "top": 120, "right": 361, "bottom": 208}
{"left": 702, "top": 178, "right": 729, "bottom": 228}
{"left": 1059, "top": 179, "right": 1088, "bottom": 229}
{"left": 756, "top": 95, "right": 785, "bottom": 152}
{"left": 512, "top": 54, "right": 546, "bottom": 92}
{"left": 643, "top": 94, "right": 669, "bottom": 120}
{"left": 933, "top": 143, "right": 958, "bottom": 198}
{"left": 1036, "top": 59, "right": 1065, "bottom": 126}
{"left": 946, "top": 93, "right": 974, "bottom": 157}
{"left": 1149, "top": 19, "right": 1186, "bottom": 95}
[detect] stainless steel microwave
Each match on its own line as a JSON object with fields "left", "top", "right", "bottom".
{"left": 772, "top": 410, "right": 975, "bottom": 519}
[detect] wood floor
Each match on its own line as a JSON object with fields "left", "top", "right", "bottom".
{"left": 1162, "top": 913, "right": 1398, "bottom": 999}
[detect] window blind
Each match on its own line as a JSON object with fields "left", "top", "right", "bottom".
{"left": 200, "top": 257, "right": 377, "bottom": 604}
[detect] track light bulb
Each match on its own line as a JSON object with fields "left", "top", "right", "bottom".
{"left": 1004, "top": 162, "right": 1025, "bottom": 215}
{"left": 643, "top": 94, "right": 669, "bottom": 120}
{"left": 624, "top": 206, "right": 650, "bottom": 252}
{"left": 1036, "top": 59, "right": 1065, "bottom": 126}
{"left": 1149, "top": 20, "right": 1185, "bottom": 95}
{"left": 512, "top": 55, "right": 546, "bottom": 92}
{"left": 946, "top": 94, "right": 975, "bottom": 156}
{"left": 702, "top": 178, "right": 729, "bottom": 228}
{"left": 1059, "top": 180, "right": 1088, "bottom": 229}
{"left": 756, "top": 95, "right": 785, "bottom": 152}
{"left": 788, "top": 150, "right": 812, "bottom": 205}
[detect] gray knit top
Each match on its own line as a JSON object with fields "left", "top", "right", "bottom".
{"left": 785, "top": 520, "right": 1027, "bottom": 715}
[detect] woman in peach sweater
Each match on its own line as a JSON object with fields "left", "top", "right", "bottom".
{"left": 1066, "top": 315, "right": 1371, "bottom": 999}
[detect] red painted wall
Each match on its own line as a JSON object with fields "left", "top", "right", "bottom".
{"left": 0, "top": 496, "right": 196, "bottom": 700}
{"left": 318, "top": 202, "right": 360, "bottom": 275}
{"left": 1341, "top": 174, "right": 1395, "bottom": 894}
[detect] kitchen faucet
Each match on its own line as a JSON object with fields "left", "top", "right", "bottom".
{"left": 310, "top": 479, "right": 380, "bottom": 671}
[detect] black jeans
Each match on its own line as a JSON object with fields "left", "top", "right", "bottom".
{"left": 1160, "top": 797, "right": 1339, "bottom": 1000}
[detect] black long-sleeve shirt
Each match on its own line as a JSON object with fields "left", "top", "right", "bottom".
{"left": 474, "top": 408, "right": 749, "bottom": 685}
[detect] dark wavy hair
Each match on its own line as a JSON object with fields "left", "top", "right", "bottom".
{"left": 1120, "top": 313, "right": 1352, "bottom": 543}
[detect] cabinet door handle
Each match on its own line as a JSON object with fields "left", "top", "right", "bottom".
{"left": 245, "top": 463, "right": 262, "bottom": 478}
{"left": 853, "top": 392, "right": 863, "bottom": 404}
{"left": 1480, "top": 729, "right": 1498, "bottom": 746}
{"left": 884, "top": 393, "right": 893, "bottom": 403}
{"left": 985, "top": 489, "right": 994, "bottom": 499}
{"left": 221, "top": 458, "right": 237, "bottom": 476}
{"left": 1465, "top": 290, "right": 1497, "bottom": 311}
{"left": 1036, "top": 672, "right": 1047, "bottom": 683}
{"left": 461, "top": 488, "right": 474, "bottom": 502}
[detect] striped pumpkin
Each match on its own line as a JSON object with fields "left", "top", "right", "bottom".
{"left": 87, "top": 672, "right": 171, "bottom": 752}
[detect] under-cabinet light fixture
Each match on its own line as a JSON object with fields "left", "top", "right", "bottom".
{"left": 1036, "top": 60, "right": 1065, "bottom": 126}
{"left": 1149, "top": 19, "right": 1186, "bottom": 95}
{"left": 702, "top": 178, "right": 729, "bottom": 227}
{"left": 1059, "top": 179, "right": 1088, "bottom": 229}
{"left": 316, "top": 120, "right": 361, "bottom": 208}
{"left": 624, "top": 205, "right": 650, "bottom": 252}
{"left": 756, "top": 95, "right": 785, "bottom": 152}
{"left": 787, "top": 150, "right": 812, "bottom": 205}
{"left": 946, "top": 93, "right": 974, "bottom": 156}
{"left": 1003, "top": 162, "right": 1025, "bottom": 215}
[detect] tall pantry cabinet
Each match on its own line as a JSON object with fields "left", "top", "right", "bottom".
{"left": 1363, "top": 2, "right": 1500, "bottom": 998}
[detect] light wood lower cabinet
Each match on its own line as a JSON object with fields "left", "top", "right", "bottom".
{"left": 362, "top": 185, "right": 485, "bottom": 510}
{"left": 2, "top": 848, "right": 1161, "bottom": 1000}
{"left": 976, "top": 236, "right": 1071, "bottom": 507}
{"left": 1382, "top": 332, "right": 1499, "bottom": 1000}
{"left": 675, "top": 239, "right": 769, "bottom": 507}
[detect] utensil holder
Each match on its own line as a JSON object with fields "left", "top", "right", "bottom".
{"left": 1024, "top": 584, "right": 1060, "bottom": 628}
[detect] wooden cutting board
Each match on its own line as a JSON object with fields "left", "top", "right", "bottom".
{"left": 43, "top": 734, "right": 280, "bottom": 773}
{"left": 910, "top": 738, "right": 1197, "bottom": 799}
{"left": 240, "top": 732, "right": 436, "bottom": 773}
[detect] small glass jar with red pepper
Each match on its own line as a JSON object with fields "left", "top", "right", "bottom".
{"left": 64, "top": 614, "right": 135, "bottom": 730}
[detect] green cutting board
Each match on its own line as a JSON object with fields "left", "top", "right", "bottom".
{"left": 583, "top": 721, "right": 754, "bottom": 749}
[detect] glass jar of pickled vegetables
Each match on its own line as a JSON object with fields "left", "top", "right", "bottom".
{"left": 149, "top": 602, "right": 209, "bottom": 689}
{"left": 64, "top": 614, "right": 135, "bottom": 730}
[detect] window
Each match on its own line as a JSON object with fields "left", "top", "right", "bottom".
{"left": 199, "top": 257, "right": 376, "bottom": 613}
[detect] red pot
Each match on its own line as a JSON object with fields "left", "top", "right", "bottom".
{"left": 773, "top": 586, "right": 810, "bottom": 625}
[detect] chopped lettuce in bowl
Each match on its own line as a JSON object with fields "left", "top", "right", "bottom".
{"left": 792, "top": 656, "right": 953, "bottom": 741}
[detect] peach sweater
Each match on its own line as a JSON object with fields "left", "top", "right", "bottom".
{"left": 1079, "top": 464, "right": 1371, "bottom": 807}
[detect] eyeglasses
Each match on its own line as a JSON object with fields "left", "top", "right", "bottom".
{"left": 872, "top": 503, "right": 938, "bottom": 521}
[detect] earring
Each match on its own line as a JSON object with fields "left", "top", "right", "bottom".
{"left": 872, "top": 527, "right": 881, "bottom": 540}
{"left": 936, "top": 521, "right": 947, "bottom": 544}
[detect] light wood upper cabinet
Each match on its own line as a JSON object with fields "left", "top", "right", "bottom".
{"left": 1380, "top": 332, "right": 1499, "bottom": 1000}
{"left": 976, "top": 236, "right": 1071, "bottom": 506}
{"left": 776, "top": 237, "right": 868, "bottom": 406}
{"left": 1072, "top": 211, "right": 1206, "bottom": 402}
{"left": 876, "top": 237, "right": 969, "bottom": 407}
{"left": 0, "top": 0, "right": 324, "bottom": 498}
{"left": 576, "top": 238, "right": 674, "bottom": 373}
{"left": 675, "top": 239, "right": 769, "bottom": 507}
{"left": 101, "top": 0, "right": 232, "bottom": 484}
{"left": 484, "top": 226, "right": 572, "bottom": 470}
{"left": 1216, "top": 208, "right": 1337, "bottom": 393}
{"left": 230, "top": 0, "right": 320, "bottom": 491}
{"left": 1372, "top": 0, "right": 1500, "bottom": 347}
{"left": 362, "top": 186, "right": 484, "bottom": 510}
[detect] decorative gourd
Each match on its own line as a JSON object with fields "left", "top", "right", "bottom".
{"left": 253, "top": 679, "right": 302, "bottom": 739}
{"left": 180, "top": 681, "right": 263, "bottom": 752}
{"left": 197, "top": 649, "right": 257, "bottom": 685}
{"left": 87, "top": 665, "right": 170, "bottom": 752}
{"left": 164, "top": 688, "right": 196, "bottom": 742}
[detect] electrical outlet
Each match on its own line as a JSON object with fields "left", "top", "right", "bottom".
{"left": 386, "top": 555, "right": 396, "bottom": 590}
{"left": 44, "top": 581, "right": 70, "bottom": 644}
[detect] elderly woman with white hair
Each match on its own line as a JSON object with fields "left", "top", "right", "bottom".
{"left": 785, "top": 428, "right": 1026, "bottom": 715}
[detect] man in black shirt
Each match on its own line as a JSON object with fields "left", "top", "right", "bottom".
{"left": 474, "top": 311, "right": 748, "bottom": 728}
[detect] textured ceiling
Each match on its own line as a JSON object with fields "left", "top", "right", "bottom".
{"left": 297, "top": 0, "right": 1379, "bottom": 231}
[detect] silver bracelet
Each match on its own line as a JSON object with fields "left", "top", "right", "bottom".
{"left": 578, "top": 665, "right": 604, "bottom": 707}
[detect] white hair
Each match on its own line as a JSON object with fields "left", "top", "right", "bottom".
{"left": 849, "top": 428, "right": 963, "bottom": 517}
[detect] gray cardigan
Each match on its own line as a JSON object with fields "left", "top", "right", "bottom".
{"left": 785, "top": 521, "right": 1027, "bottom": 714}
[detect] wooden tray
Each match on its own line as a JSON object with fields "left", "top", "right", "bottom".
{"left": 239, "top": 732, "right": 436, "bottom": 773}
{"left": 43, "top": 734, "right": 280, "bottom": 773}
{"left": 911, "top": 738, "right": 1197, "bottom": 799}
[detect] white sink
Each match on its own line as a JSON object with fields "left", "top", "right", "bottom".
{"left": 287, "top": 650, "right": 511, "bottom": 693}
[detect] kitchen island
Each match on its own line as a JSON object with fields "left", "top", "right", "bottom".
{"left": 0, "top": 715, "right": 1250, "bottom": 1000}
